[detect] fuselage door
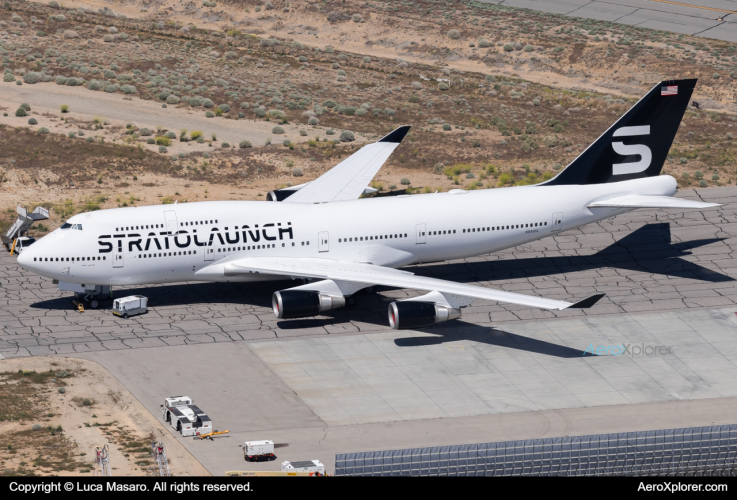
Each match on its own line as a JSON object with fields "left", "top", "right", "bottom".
{"left": 113, "top": 237, "right": 124, "bottom": 268}
{"left": 416, "top": 224, "right": 426, "bottom": 244}
{"left": 318, "top": 231, "right": 329, "bottom": 253}
{"left": 164, "top": 210, "right": 179, "bottom": 235}
{"left": 204, "top": 242, "right": 214, "bottom": 261}
{"left": 552, "top": 212, "right": 563, "bottom": 232}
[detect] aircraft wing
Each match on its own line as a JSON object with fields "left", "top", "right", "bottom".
{"left": 588, "top": 195, "right": 720, "bottom": 209}
{"left": 282, "top": 126, "right": 410, "bottom": 204}
{"left": 196, "top": 257, "right": 603, "bottom": 311}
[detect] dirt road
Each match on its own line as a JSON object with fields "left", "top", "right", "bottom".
{"left": 1, "top": 81, "right": 330, "bottom": 147}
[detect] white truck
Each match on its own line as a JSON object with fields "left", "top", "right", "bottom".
{"left": 281, "top": 460, "right": 326, "bottom": 476}
{"left": 161, "top": 396, "right": 212, "bottom": 437}
{"left": 112, "top": 295, "right": 148, "bottom": 318}
{"left": 244, "top": 440, "right": 275, "bottom": 462}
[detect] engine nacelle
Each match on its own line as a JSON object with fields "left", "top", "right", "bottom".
{"left": 387, "top": 301, "right": 461, "bottom": 330}
{"left": 266, "top": 189, "right": 298, "bottom": 202}
{"left": 272, "top": 290, "right": 346, "bottom": 319}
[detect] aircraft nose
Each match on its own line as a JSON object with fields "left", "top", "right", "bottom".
{"left": 17, "top": 248, "right": 31, "bottom": 268}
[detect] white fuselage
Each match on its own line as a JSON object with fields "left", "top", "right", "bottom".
{"left": 17, "top": 176, "right": 677, "bottom": 286}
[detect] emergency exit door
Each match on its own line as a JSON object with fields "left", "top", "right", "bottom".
{"left": 552, "top": 212, "right": 563, "bottom": 232}
{"left": 416, "top": 224, "right": 426, "bottom": 244}
{"left": 204, "top": 243, "right": 214, "bottom": 261}
{"left": 318, "top": 231, "right": 329, "bottom": 252}
{"left": 164, "top": 210, "right": 179, "bottom": 235}
{"left": 113, "top": 238, "right": 124, "bottom": 268}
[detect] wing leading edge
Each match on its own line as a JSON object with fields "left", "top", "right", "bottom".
{"left": 196, "top": 257, "right": 603, "bottom": 311}
{"left": 588, "top": 195, "right": 720, "bottom": 209}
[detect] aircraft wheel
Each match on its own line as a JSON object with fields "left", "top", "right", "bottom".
{"left": 347, "top": 297, "right": 356, "bottom": 306}
{"left": 89, "top": 300, "right": 99, "bottom": 309}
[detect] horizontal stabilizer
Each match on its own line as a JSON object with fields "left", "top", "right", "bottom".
{"left": 588, "top": 195, "right": 720, "bottom": 209}
{"left": 569, "top": 293, "right": 606, "bottom": 309}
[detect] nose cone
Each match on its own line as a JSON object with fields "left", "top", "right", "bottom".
{"left": 16, "top": 247, "right": 33, "bottom": 270}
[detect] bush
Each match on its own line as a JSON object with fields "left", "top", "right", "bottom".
{"left": 339, "top": 130, "right": 355, "bottom": 142}
{"left": 147, "top": 138, "right": 155, "bottom": 144}
{"left": 322, "top": 99, "right": 337, "bottom": 108}
{"left": 438, "top": 83, "right": 449, "bottom": 91}
{"left": 205, "top": 111, "right": 215, "bottom": 118}
{"left": 58, "top": 387, "right": 66, "bottom": 394}
{"left": 139, "top": 127, "right": 152, "bottom": 136}
{"left": 23, "top": 72, "right": 42, "bottom": 84}
{"left": 158, "top": 146, "right": 167, "bottom": 153}
{"left": 166, "top": 95, "right": 180, "bottom": 104}
{"left": 32, "top": 423, "right": 42, "bottom": 431}
{"left": 28, "top": 118, "right": 38, "bottom": 125}
{"left": 239, "top": 140, "right": 252, "bottom": 148}
{"left": 272, "top": 125, "right": 285, "bottom": 134}
{"left": 699, "top": 180, "right": 707, "bottom": 187}
{"left": 503, "top": 43, "right": 514, "bottom": 52}
{"left": 55, "top": 76, "right": 68, "bottom": 85}
{"left": 447, "top": 29, "right": 461, "bottom": 40}
{"left": 292, "top": 167, "right": 303, "bottom": 177}
{"left": 326, "top": 129, "right": 335, "bottom": 135}
{"left": 299, "top": 129, "right": 307, "bottom": 136}
{"left": 121, "top": 85, "right": 136, "bottom": 95}
{"left": 105, "top": 85, "right": 117, "bottom": 93}
{"left": 523, "top": 44, "right": 535, "bottom": 52}
{"left": 15, "top": 107, "right": 27, "bottom": 117}
{"left": 217, "top": 104, "right": 230, "bottom": 113}
{"left": 3, "top": 73, "right": 15, "bottom": 83}
{"left": 88, "top": 79, "right": 103, "bottom": 91}
{"left": 202, "top": 98, "right": 214, "bottom": 108}
{"left": 254, "top": 106, "right": 266, "bottom": 118}
{"left": 352, "top": 14, "right": 363, "bottom": 22}
{"left": 694, "top": 171, "right": 703, "bottom": 179}
{"left": 61, "top": 104, "right": 69, "bottom": 113}
{"left": 190, "top": 130, "right": 203, "bottom": 140}
{"left": 86, "top": 136, "right": 94, "bottom": 143}
{"left": 308, "top": 116, "right": 319, "bottom": 126}
{"left": 400, "top": 178, "right": 411, "bottom": 185}
{"left": 221, "top": 142, "right": 230, "bottom": 148}
{"left": 155, "top": 136, "right": 171, "bottom": 146}
{"left": 442, "top": 123, "right": 451, "bottom": 131}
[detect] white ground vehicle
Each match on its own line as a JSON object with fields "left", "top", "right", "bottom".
{"left": 244, "top": 440, "right": 275, "bottom": 462}
{"left": 112, "top": 295, "right": 148, "bottom": 318}
{"left": 281, "top": 460, "right": 325, "bottom": 476}
{"left": 161, "top": 396, "right": 212, "bottom": 437}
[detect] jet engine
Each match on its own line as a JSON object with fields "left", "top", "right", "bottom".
{"left": 272, "top": 290, "right": 346, "bottom": 319}
{"left": 387, "top": 300, "right": 461, "bottom": 330}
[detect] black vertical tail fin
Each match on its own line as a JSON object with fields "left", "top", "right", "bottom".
{"left": 543, "top": 79, "right": 697, "bottom": 186}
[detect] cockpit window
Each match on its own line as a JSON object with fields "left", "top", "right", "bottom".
{"left": 60, "top": 223, "right": 72, "bottom": 230}
{"left": 74, "top": 224, "right": 82, "bottom": 230}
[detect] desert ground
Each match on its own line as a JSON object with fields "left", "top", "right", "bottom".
{"left": 0, "top": 356, "right": 210, "bottom": 476}
{"left": 0, "top": 0, "right": 735, "bottom": 234}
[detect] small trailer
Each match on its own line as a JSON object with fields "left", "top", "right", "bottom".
{"left": 244, "top": 440, "right": 275, "bottom": 462}
{"left": 112, "top": 295, "right": 148, "bottom": 318}
{"left": 161, "top": 396, "right": 213, "bottom": 437}
{"left": 281, "top": 460, "right": 326, "bottom": 476}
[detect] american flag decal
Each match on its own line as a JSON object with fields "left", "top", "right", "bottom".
{"left": 661, "top": 85, "right": 678, "bottom": 96}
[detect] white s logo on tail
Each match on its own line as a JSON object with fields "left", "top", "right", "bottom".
{"left": 612, "top": 125, "right": 651, "bottom": 175}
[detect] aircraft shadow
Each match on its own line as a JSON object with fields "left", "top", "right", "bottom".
{"left": 393, "top": 324, "right": 585, "bottom": 358}
{"left": 409, "top": 223, "right": 733, "bottom": 284}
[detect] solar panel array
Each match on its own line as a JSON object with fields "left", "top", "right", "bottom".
{"left": 335, "top": 424, "right": 737, "bottom": 476}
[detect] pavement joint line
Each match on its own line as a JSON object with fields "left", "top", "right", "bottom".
{"left": 644, "top": 0, "right": 737, "bottom": 15}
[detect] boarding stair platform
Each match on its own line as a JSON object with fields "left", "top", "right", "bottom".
{"left": 2, "top": 205, "right": 49, "bottom": 252}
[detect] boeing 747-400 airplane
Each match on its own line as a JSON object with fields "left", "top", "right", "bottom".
{"left": 17, "top": 79, "right": 719, "bottom": 329}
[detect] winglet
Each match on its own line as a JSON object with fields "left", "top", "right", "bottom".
{"left": 378, "top": 125, "right": 411, "bottom": 143}
{"left": 568, "top": 293, "right": 605, "bottom": 309}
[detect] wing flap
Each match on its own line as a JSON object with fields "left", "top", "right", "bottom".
{"left": 198, "top": 257, "right": 582, "bottom": 311}
{"left": 588, "top": 195, "right": 720, "bottom": 209}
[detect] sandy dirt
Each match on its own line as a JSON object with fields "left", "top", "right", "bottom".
{"left": 0, "top": 356, "right": 210, "bottom": 476}
{"left": 0, "top": 81, "right": 344, "bottom": 155}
